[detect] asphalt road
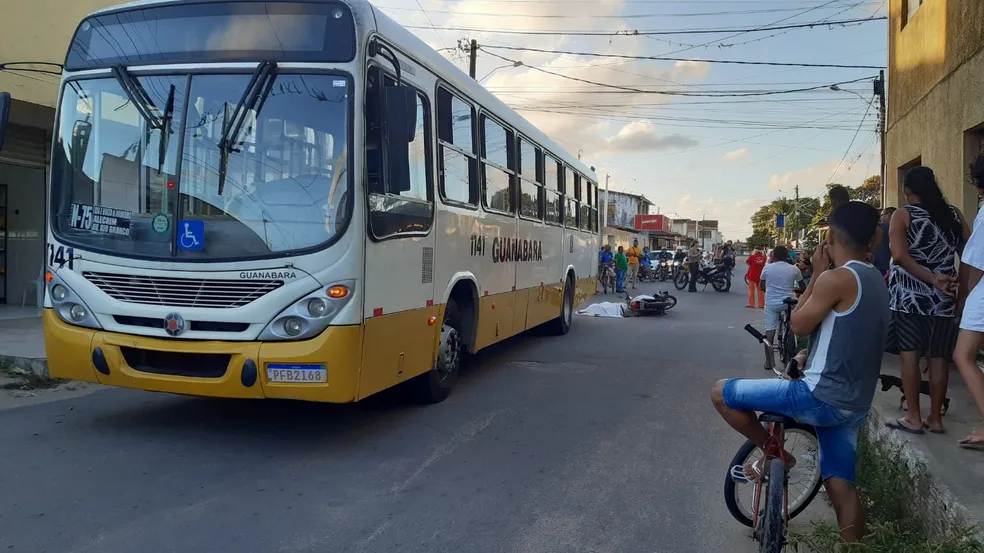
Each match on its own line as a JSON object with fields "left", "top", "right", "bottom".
{"left": 0, "top": 267, "right": 787, "bottom": 553}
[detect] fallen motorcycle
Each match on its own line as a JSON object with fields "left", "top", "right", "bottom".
{"left": 623, "top": 290, "right": 678, "bottom": 316}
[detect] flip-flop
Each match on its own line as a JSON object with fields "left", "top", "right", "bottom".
{"left": 886, "top": 418, "right": 925, "bottom": 435}
{"left": 958, "top": 436, "right": 984, "bottom": 450}
{"left": 922, "top": 420, "right": 946, "bottom": 435}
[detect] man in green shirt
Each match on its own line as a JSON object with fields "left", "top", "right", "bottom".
{"left": 614, "top": 246, "right": 629, "bottom": 292}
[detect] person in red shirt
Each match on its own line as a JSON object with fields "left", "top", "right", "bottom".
{"left": 746, "top": 248, "right": 767, "bottom": 308}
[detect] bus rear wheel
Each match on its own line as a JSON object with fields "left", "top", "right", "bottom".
{"left": 411, "top": 299, "right": 462, "bottom": 403}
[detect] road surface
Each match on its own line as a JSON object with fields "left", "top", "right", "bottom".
{"left": 0, "top": 268, "right": 799, "bottom": 552}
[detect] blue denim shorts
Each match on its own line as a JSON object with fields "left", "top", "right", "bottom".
{"left": 722, "top": 378, "right": 868, "bottom": 483}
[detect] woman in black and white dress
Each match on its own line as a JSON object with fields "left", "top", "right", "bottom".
{"left": 887, "top": 166, "right": 971, "bottom": 435}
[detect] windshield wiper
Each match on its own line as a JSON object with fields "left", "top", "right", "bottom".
{"left": 110, "top": 65, "right": 164, "bottom": 130}
{"left": 217, "top": 61, "right": 277, "bottom": 195}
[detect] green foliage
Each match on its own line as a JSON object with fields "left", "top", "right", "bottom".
{"left": 788, "top": 425, "right": 984, "bottom": 552}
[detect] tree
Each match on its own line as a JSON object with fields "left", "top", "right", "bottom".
{"left": 746, "top": 231, "right": 770, "bottom": 250}
{"left": 853, "top": 175, "right": 881, "bottom": 208}
{"left": 811, "top": 177, "right": 882, "bottom": 227}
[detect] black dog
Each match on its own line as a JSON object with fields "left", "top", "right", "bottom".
{"left": 878, "top": 374, "right": 950, "bottom": 416}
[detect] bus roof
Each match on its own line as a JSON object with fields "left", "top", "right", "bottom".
{"left": 81, "top": 0, "right": 597, "bottom": 180}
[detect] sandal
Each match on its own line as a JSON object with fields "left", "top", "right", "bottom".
{"left": 958, "top": 435, "right": 984, "bottom": 450}
{"left": 886, "top": 418, "right": 925, "bottom": 435}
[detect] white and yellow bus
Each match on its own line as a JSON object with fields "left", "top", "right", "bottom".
{"left": 0, "top": 0, "right": 600, "bottom": 403}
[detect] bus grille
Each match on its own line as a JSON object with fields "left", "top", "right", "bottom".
{"left": 83, "top": 272, "right": 283, "bottom": 308}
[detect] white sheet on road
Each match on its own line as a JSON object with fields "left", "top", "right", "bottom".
{"left": 576, "top": 302, "right": 625, "bottom": 317}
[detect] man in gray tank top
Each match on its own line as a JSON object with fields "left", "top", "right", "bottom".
{"left": 712, "top": 201, "right": 889, "bottom": 543}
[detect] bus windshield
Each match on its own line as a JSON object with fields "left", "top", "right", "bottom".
{"left": 51, "top": 72, "right": 351, "bottom": 260}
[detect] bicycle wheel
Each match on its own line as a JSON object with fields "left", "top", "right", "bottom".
{"left": 759, "top": 459, "right": 786, "bottom": 553}
{"left": 723, "top": 423, "right": 821, "bottom": 527}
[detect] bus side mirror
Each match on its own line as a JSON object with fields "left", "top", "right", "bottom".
{"left": 0, "top": 92, "right": 11, "bottom": 152}
{"left": 382, "top": 85, "right": 416, "bottom": 193}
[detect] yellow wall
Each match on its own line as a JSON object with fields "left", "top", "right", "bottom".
{"left": 0, "top": 0, "right": 121, "bottom": 108}
{"left": 886, "top": 0, "right": 984, "bottom": 216}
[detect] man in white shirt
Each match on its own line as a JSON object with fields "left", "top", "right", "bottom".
{"left": 761, "top": 245, "right": 804, "bottom": 346}
{"left": 955, "top": 154, "right": 984, "bottom": 448}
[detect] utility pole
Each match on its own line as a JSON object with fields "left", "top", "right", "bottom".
{"left": 875, "top": 70, "right": 886, "bottom": 207}
{"left": 602, "top": 172, "right": 611, "bottom": 230}
{"left": 468, "top": 39, "right": 478, "bottom": 80}
{"left": 793, "top": 185, "right": 799, "bottom": 246}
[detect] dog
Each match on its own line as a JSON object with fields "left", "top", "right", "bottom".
{"left": 878, "top": 374, "right": 950, "bottom": 417}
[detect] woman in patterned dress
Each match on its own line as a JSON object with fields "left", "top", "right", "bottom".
{"left": 886, "top": 166, "right": 971, "bottom": 435}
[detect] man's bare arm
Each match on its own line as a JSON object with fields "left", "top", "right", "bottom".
{"left": 790, "top": 270, "right": 846, "bottom": 337}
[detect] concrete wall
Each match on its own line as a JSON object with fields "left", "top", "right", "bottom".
{"left": 886, "top": 0, "right": 984, "bottom": 215}
{"left": 0, "top": 0, "right": 120, "bottom": 108}
{"left": 600, "top": 191, "right": 648, "bottom": 229}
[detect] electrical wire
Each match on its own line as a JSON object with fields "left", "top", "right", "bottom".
{"left": 480, "top": 46, "right": 885, "bottom": 69}
{"left": 823, "top": 95, "right": 874, "bottom": 186}
{"left": 404, "top": 16, "right": 884, "bottom": 37}
{"left": 483, "top": 50, "right": 876, "bottom": 97}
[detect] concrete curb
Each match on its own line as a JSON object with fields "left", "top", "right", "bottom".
{"left": 865, "top": 404, "right": 980, "bottom": 540}
{"left": 0, "top": 355, "right": 49, "bottom": 379}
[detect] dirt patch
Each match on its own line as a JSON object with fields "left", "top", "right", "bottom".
{"left": 510, "top": 361, "right": 599, "bottom": 374}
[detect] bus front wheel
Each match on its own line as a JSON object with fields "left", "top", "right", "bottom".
{"left": 412, "top": 299, "right": 462, "bottom": 403}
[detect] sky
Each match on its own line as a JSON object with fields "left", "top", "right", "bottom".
{"left": 373, "top": 0, "right": 888, "bottom": 240}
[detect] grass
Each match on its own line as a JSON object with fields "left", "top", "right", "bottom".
{"left": 788, "top": 428, "right": 984, "bottom": 552}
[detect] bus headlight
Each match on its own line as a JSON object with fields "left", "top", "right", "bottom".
{"left": 258, "top": 280, "right": 355, "bottom": 341}
{"left": 47, "top": 272, "right": 102, "bottom": 330}
{"left": 284, "top": 317, "right": 303, "bottom": 336}
{"left": 69, "top": 304, "right": 87, "bottom": 322}
{"left": 307, "top": 298, "right": 328, "bottom": 317}
{"left": 51, "top": 284, "right": 68, "bottom": 301}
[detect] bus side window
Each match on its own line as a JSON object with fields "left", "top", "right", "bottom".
{"left": 366, "top": 67, "right": 434, "bottom": 239}
{"left": 436, "top": 87, "right": 477, "bottom": 206}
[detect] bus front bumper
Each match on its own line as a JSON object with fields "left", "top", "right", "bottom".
{"left": 43, "top": 309, "right": 362, "bottom": 402}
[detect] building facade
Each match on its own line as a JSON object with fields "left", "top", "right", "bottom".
{"left": 0, "top": 0, "right": 119, "bottom": 306}
{"left": 885, "top": 0, "right": 984, "bottom": 216}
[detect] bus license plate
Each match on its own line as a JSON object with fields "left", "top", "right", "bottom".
{"left": 266, "top": 364, "right": 327, "bottom": 383}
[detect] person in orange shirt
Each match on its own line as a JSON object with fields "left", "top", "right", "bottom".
{"left": 625, "top": 239, "right": 644, "bottom": 290}
{"left": 746, "top": 248, "right": 766, "bottom": 308}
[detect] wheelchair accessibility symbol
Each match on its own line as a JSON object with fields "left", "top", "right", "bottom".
{"left": 177, "top": 220, "right": 204, "bottom": 252}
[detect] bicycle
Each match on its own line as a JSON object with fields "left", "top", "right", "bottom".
{"left": 774, "top": 298, "right": 798, "bottom": 367}
{"left": 599, "top": 264, "right": 616, "bottom": 294}
{"left": 724, "top": 324, "right": 823, "bottom": 553}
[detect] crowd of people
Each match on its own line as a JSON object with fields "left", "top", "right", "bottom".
{"left": 712, "top": 156, "right": 984, "bottom": 543}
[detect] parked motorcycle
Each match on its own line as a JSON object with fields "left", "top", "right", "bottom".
{"left": 674, "top": 261, "right": 730, "bottom": 292}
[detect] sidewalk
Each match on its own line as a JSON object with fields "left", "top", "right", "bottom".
{"left": 873, "top": 354, "right": 984, "bottom": 536}
{"left": 0, "top": 309, "right": 46, "bottom": 378}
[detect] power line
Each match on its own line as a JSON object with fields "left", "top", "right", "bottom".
{"left": 380, "top": 5, "right": 847, "bottom": 18}
{"left": 481, "top": 46, "right": 885, "bottom": 69}
{"left": 411, "top": 0, "right": 450, "bottom": 51}
{"left": 405, "top": 16, "right": 884, "bottom": 37}
{"left": 483, "top": 50, "right": 875, "bottom": 97}
{"left": 824, "top": 95, "right": 874, "bottom": 186}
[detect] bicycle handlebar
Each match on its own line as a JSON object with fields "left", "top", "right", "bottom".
{"left": 744, "top": 324, "right": 766, "bottom": 343}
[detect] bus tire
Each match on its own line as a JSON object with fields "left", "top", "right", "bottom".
{"left": 411, "top": 299, "right": 462, "bottom": 403}
{"left": 547, "top": 275, "right": 574, "bottom": 336}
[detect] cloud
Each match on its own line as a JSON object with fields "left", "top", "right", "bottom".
{"left": 722, "top": 148, "right": 749, "bottom": 161}
{"left": 678, "top": 194, "right": 693, "bottom": 209}
{"left": 766, "top": 156, "right": 879, "bottom": 196}
{"left": 595, "top": 121, "right": 698, "bottom": 154}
